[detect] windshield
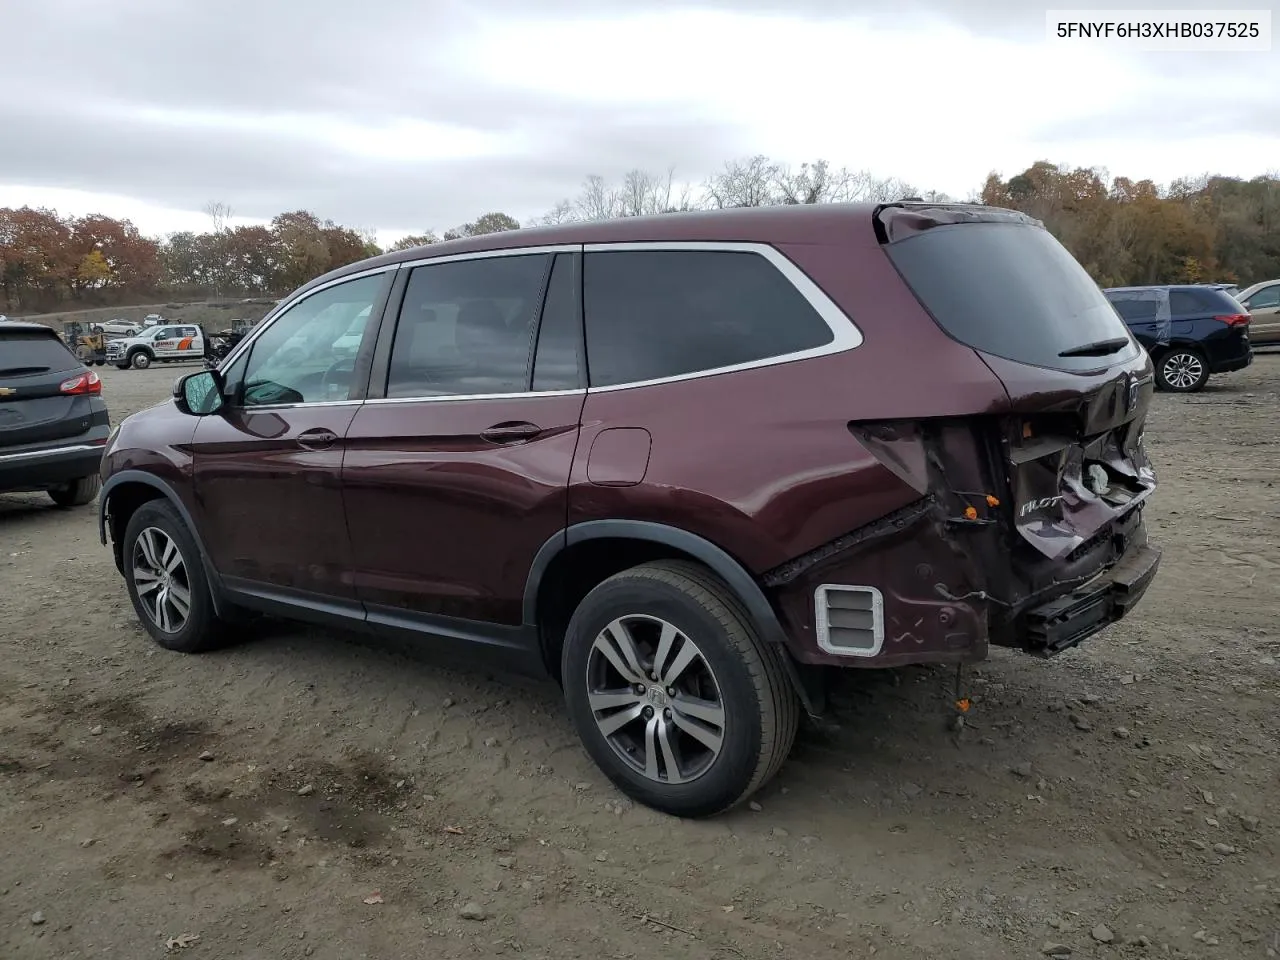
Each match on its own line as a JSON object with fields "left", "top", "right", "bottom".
{"left": 886, "top": 221, "right": 1140, "bottom": 372}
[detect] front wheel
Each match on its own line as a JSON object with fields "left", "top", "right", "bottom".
{"left": 122, "top": 500, "right": 226, "bottom": 653}
{"left": 129, "top": 351, "right": 152, "bottom": 370}
{"left": 561, "top": 560, "right": 799, "bottom": 818}
{"left": 1155, "top": 347, "right": 1209, "bottom": 392}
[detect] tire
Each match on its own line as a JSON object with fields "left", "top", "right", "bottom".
{"left": 48, "top": 475, "right": 101, "bottom": 507}
{"left": 121, "top": 499, "right": 226, "bottom": 653}
{"left": 129, "top": 350, "right": 152, "bottom": 370}
{"left": 1155, "top": 347, "right": 1209, "bottom": 392}
{"left": 561, "top": 560, "right": 799, "bottom": 818}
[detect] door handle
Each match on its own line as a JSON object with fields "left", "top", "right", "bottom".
{"left": 297, "top": 428, "right": 338, "bottom": 450}
{"left": 481, "top": 421, "right": 543, "bottom": 444}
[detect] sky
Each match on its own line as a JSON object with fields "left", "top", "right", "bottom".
{"left": 0, "top": 0, "right": 1276, "bottom": 245}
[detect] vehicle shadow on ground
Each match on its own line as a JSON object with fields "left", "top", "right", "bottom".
{"left": 0, "top": 492, "right": 72, "bottom": 523}
{"left": 196, "top": 614, "right": 997, "bottom": 808}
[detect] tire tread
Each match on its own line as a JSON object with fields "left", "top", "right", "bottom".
{"left": 592, "top": 559, "right": 799, "bottom": 814}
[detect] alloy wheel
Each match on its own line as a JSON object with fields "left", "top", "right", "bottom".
{"left": 1162, "top": 352, "right": 1204, "bottom": 389}
{"left": 585, "top": 615, "right": 727, "bottom": 785}
{"left": 131, "top": 526, "right": 191, "bottom": 633}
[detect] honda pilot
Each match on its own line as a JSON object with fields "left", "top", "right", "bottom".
{"left": 99, "top": 202, "right": 1161, "bottom": 817}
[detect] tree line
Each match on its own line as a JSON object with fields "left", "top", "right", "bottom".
{"left": 3, "top": 157, "right": 1278, "bottom": 314}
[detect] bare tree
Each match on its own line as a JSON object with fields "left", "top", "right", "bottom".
{"left": 851, "top": 175, "right": 923, "bottom": 203}
{"left": 529, "top": 199, "right": 576, "bottom": 227}
{"left": 574, "top": 175, "right": 622, "bottom": 221}
{"left": 204, "top": 201, "right": 233, "bottom": 233}
{"left": 619, "top": 167, "right": 678, "bottom": 217}
{"left": 773, "top": 160, "right": 861, "bottom": 205}
{"left": 704, "top": 155, "right": 779, "bottom": 208}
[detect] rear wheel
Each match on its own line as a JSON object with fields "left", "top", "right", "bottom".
{"left": 129, "top": 350, "right": 152, "bottom": 370}
{"left": 1155, "top": 347, "right": 1209, "bottom": 392}
{"left": 122, "top": 499, "right": 226, "bottom": 653}
{"left": 48, "top": 475, "right": 100, "bottom": 507}
{"left": 561, "top": 560, "right": 799, "bottom": 818}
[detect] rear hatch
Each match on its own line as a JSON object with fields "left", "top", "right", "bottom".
{"left": 874, "top": 204, "right": 1157, "bottom": 597}
{"left": 0, "top": 328, "right": 99, "bottom": 448}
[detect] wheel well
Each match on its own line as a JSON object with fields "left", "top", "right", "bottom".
{"left": 535, "top": 538, "right": 706, "bottom": 683}
{"left": 104, "top": 481, "right": 165, "bottom": 570}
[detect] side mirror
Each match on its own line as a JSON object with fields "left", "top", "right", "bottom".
{"left": 173, "top": 370, "right": 225, "bottom": 416}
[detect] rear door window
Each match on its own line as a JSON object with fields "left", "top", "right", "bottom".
{"left": 1108, "top": 297, "right": 1158, "bottom": 323}
{"left": 885, "top": 221, "right": 1140, "bottom": 372}
{"left": 582, "top": 248, "right": 835, "bottom": 388}
{"left": 0, "top": 331, "right": 80, "bottom": 378}
{"left": 531, "top": 254, "right": 584, "bottom": 392}
{"left": 386, "top": 253, "right": 552, "bottom": 398}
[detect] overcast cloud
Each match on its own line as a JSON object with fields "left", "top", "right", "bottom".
{"left": 1, "top": 0, "right": 1276, "bottom": 241}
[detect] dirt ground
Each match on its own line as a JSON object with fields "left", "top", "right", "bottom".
{"left": 2, "top": 356, "right": 1278, "bottom": 960}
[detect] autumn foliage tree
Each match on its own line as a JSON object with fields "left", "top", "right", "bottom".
{"left": 981, "top": 162, "right": 1280, "bottom": 287}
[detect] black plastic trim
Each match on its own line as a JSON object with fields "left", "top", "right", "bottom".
{"left": 365, "top": 265, "right": 410, "bottom": 401}
{"left": 99, "top": 470, "right": 227, "bottom": 616}
{"left": 364, "top": 602, "right": 545, "bottom": 678}
{"left": 221, "top": 575, "right": 367, "bottom": 629}
{"left": 522, "top": 519, "right": 821, "bottom": 717}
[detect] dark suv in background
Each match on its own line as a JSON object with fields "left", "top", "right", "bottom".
{"left": 1103, "top": 284, "right": 1253, "bottom": 392}
{"left": 1, "top": 320, "right": 109, "bottom": 505}
{"left": 99, "top": 203, "right": 1161, "bottom": 817}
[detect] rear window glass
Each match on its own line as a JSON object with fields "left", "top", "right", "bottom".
{"left": 885, "top": 222, "right": 1139, "bottom": 372}
{"left": 583, "top": 249, "right": 834, "bottom": 387}
{"left": 1169, "top": 288, "right": 1243, "bottom": 315}
{"left": 0, "top": 331, "right": 78, "bottom": 376}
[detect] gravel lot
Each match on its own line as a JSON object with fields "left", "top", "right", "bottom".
{"left": 3, "top": 357, "right": 1278, "bottom": 960}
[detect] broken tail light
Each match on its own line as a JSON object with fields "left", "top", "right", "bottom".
{"left": 1215, "top": 314, "right": 1251, "bottom": 327}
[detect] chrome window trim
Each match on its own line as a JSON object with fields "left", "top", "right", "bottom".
{"left": 236, "top": 399, "right": 365, "bottom": 412}
{"left": 364, "top": 388, "right": 587, "bottom": 406}
{"left": 396, "top": 244, "right": 581, "bottom": 271}
{"left": 217, "top": 264, "right": 400, "bottom": 371}
{"left": 580, "top": 240, "right": 863, "bottom": 393}
{"left": 814, "top": 583, "right": 885, "bottom": 658}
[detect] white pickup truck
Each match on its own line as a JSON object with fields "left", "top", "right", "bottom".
{"left": 106, "top": 323, "right": 207, "bottom": 370}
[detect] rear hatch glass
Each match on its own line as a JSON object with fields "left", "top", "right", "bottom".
{"left": 882, "top": 217, "right": 1141, "bottom": 373}
{"left": 0, "top": 331, "right": 80, "bottom": 381}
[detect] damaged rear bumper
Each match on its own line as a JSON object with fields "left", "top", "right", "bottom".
{"left": 1022, "top": 536, "right": 1161, "bottom": 656}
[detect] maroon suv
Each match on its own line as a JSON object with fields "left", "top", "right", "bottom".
{"left": 99, "top": 202, "right": 1161, "bottom": 817}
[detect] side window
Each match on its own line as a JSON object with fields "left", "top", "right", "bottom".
{"left": 386, "top": 253, "right": 551, "bottom": 398}
{"left": 1107, "top": 296, "right": 1159, "bottom": 322}
{"left": 532, "top": 254, "right": 583, "bottom": 391}
{"left": 181, "top": 326, "right": 199, "bottom": 338}
{"left": 155, "top": 327, "right": 178, "bottom": 340}
{"left": 582, "top": 249, "right": 835, "bottom": 388}
{"left": 242, "top": 273, "right": 385, "bottom": 407}
{"left": 1247, "top": 287, "right": 1280, "bottom": 309}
